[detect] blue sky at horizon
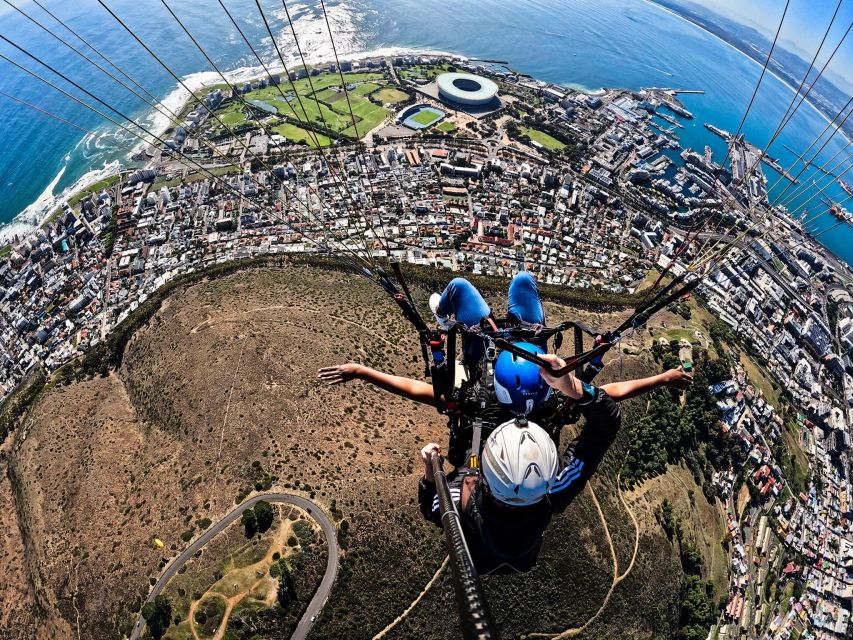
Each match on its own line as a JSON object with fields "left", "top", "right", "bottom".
{"left": 678, "top": 0, "right": 852, "bottom": 88}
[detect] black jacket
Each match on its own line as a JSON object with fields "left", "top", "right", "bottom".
{"left": 419, "top": 388, "right": 621, "bottom": 574}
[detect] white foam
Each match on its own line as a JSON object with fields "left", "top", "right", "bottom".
{"left": 3, "top": 0, "right": 461, "bottom": 241}
{"left": 0, "top": 158, "right": 122, "bottom": 244}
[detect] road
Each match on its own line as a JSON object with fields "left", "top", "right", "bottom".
{"left": 129, "top": 493, "right": 338, "bottom": 640}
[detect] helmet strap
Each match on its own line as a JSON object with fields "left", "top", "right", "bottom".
{"left": 469, "top": 416, "right": 483, "bottom": 471}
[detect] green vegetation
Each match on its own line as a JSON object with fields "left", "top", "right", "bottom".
{"left": 520, "top": 126, "right": 566, "bottom": 150}
{"left": 0, "top": 244, "right": 11, "bottom": 258}
{"left": 398, "top": 61, "right": 454, "bottom": 81}
{"left": 352, "top": 82, "right": 381, "bottom": 97}
{"left": 214, "top": 71, "right": 391, "bottom": 143}
{"left": 272, "top": 122, "right": 332, "bottom": 147}
{"left": 193, "top": 594, "right": 226, "bottom": 637}
{"left": 410, "top": 109, "right": 442, "bottom": 126}
{"left": 101, "top": 214, "right": 118, "bottom": 258}
{"left": 776, "top": 419, "right": 809, "bottom": 496}
{"left": 142, "top": 595, "right": 173, "bottom": 640}
{"left": 340, "top": 94, "right": 389, "bottom": 137}
{"left": 219, "top": 104, "right": 247, "bottom": 127}
{"left": 0, "top": 368, "right": 46, "bottom": 445}
{"left": 67, "top": 173, "right": 124, "bottom": 208}
{"left": 241, "top": 501, "right": 274, "bottom": 538}
{"left": 656, "top": 500, "right": 717, "bottom": 639}
{"left": 41, "top": 172, "right": 125, "bottom": 232}
{"left": 374, "top": 87, "right": 410, "bottom": 104}
{"left": 436, "top": 120, "right": 457, "bottom": 133}
{"left": 241, "top": 509, "right": 257, "bottom": 538}
{"left": 292, "top": 520, "right": 315, "bottom": 546}
{"left": 254, "top": 501, "right": 274, "bottom": 533}
{"left": 276, "top": 560, "right": 296, "bottom": 609}
{"left": 154, "top": 164, "right": 240, "bottom": 189}
{"left": 738, "top": 351, "right": 781, "bottom": 408}
{"left": 623, "top": 342, "right": 744, "bottom": 503}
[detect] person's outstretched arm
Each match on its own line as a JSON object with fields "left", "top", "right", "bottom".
{"left": 600, "top": 367, "right": 693, "bottom": 402}
{"left": 317, "top": 363, "right": 437, "bottom": 406}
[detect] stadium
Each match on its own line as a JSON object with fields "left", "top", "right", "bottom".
{"left": 436, "top": 72, "right": 499, "bottom": 106}
{"left": 399, "top": 104, "right": 447, "bottom": 130}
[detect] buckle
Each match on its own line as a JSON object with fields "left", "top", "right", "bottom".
{"left": 485, "top": 340, "right": 497, "bottom": 362}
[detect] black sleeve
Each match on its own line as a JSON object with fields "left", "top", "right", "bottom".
{"left": 548, "top": 388, "right": 622, "bottom": 514}
{"left": 418, "top": 478, "right": 442, "bottom": 527}
{"left": 418, "top": 472, "right": 465, "bottom": 527}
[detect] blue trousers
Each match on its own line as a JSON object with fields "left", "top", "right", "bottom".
{"left": 437, "top": 273, "right": 545, "bottom": 362}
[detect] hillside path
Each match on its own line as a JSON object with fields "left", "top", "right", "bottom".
{"left": 129, "top": 493, "right": 338, "bottom": 640}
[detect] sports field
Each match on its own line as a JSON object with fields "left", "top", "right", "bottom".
{"left": 412, "top": 109, "right": 442, "bottom": 126}
{"left": 272, "top": 123, "right": 332, "bottom": 148}
{"left": 375, "top": 87, "right": 410, "bottom": 105}
{"left": 214, "top": 72, "right": 390, "bottom": 141}
{"left": 521, "top": 126, "right": 566, "bottom": 150}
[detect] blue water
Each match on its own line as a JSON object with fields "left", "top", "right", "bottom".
{"left": 0, "top": 0, "right": 850, "bottom": 263}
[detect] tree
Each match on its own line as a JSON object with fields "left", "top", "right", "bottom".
{"left": 680, "top": 542, "right": 703, "bottom": 575}
{"left": 241, "top": 509, "right": 257, "bottom": 538}
{"left": 254, "top": 500, "right": 274, "bottom": 533}
{"left": 277, "top": 562, "right": 296, "bottom": 609}
{"left": 141, "top": 595, "right": 172, "bottom": 640}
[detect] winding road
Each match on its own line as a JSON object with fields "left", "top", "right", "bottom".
{"left": 129, "top": 493, "right": 338, "bottom": 640}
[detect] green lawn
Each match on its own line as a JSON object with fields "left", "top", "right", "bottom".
{"left": 521, "top": 126, "right": 566, "bottom": 150}
{"left": 154, "top": 165, "right": 240, "bottom": 189}
{"left": 739, "top": 352, "right": 781, "bottom": 408}
{"left": 399, "top": 63, "right": 453, "bottom": 81}
{"left": 375, "top": 87, "right": 410, "bottom": 105}
{"left": 781, "top": 420, "right": 809, "bottom": 495}
{"left": 436, "top": 120, "right": 457, "bottom": 133}
{"left": 352, "top": 82, "right": 381, "bottom": 97}
{"left": 340, "top": 97, "right": 389, "bottom": 136}
{"left": 212, "top": 71, "right": 390, "bottom": 141}
{"left": 313, "top": 87, "right": 342, "bottom": 103}
{"left": 411, "top": 109, "right": 442, "bottom": 126}
{"left": 272, "top": 123, "right": 332, "bottom": 147}
{"left": 658, "top": 328, "right": 696, "bottom": 343}
{"left": 220, "top": 109, "right": 247, "bottom": 126}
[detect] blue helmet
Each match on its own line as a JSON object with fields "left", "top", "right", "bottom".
{"left": 493, "top": 342, "right": 552, "bottom": 415}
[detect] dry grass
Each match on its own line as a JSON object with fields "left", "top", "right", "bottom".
{"left": 4, "top": 263, "right": 719, "bottom": 639}
{"left": 0, "top": 453, "right": 38, "bottom": 637}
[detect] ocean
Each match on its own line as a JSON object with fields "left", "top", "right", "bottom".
{"left": 0, "top": 0, "right": 850, "bottom": 263}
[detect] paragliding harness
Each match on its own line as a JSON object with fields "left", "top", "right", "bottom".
{"left": 377, "top": 263, "right": 698, "bottom": 640}
{"left": 381, "top": 261, "right": 700, "bottom": 428}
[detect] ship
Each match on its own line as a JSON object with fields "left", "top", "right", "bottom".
{"left": 830, "top": 203, "right": 849, "bottom": 221}
{"left": 655, "top": 111, "right": 684, "bottom": 129}
{"left": 704, "top": 123, "right": 732, "bottom": 140}
{"left": 659, "top": 99, "right": 693, "bottom": 119}
{"left": 841, "top": 180, "right": 853, "bottom": 197}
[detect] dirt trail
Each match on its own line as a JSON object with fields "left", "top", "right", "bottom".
{"left": 190, "top": 304, "right": 393, "bottom": 346}
{"left": 209, "top": 339, "right": 245, "bottom": 507}
{"left": 187, "top": 510, "right": 294, "bottom": 640}
{"left": 371, "top": 556, "right": 450, "bottom": 640}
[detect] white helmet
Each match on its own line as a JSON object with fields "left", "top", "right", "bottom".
{"left": 481, "top": 419, "right": 559, "bottom": 506}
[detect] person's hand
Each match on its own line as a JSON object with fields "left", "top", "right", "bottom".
{"left": 421, "top": 443, "right": 441, "bottom": 482}
{"left": 317, "top": 363, "right": 363, "bottom": 385}
{"left": 537, "top": 353, "right": 583, "bottom": 399}
{"left": 662, "top": 366, "right": 693, "bottom": 390}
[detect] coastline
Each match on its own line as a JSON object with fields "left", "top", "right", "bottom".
{"left": 641, "top": 0, "right": 853, "bottom": 146}
{"left": 3, "top": 36, "right": 849, "bottom": 267}
{"left": 0, "top": 45, "right": 461, "bottom": 243}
